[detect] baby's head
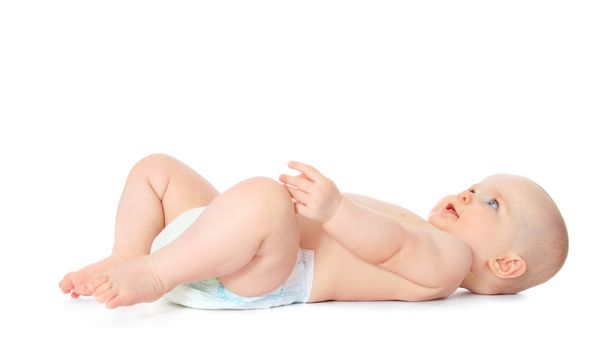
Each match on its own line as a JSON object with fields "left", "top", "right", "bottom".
{"left": 428, "top": 174, "right": 568, "bottom": 295}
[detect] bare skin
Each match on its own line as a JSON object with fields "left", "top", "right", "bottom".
{"left": 60, "top": 154, "right": 301, "bottom": 308}
{"left": 59, "top": 154, "right": 563, "bottom": 308}
{"left": 427, "top": 174, "right": 566, "bottom": 294}
{"left": 59, "top": 154, "right": 221, "bottom": 300}
{"left": 59, "top": 255, "right": 128, "bottom": 298}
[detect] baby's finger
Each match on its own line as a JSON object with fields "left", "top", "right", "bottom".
{"left": 287, "top": 161, "right": 323, "bottom": 182}
{"left": 293, "top": 201, "right": 308, "bottom": 216}
{"left": 284, "top": 184, "right": 309, "bottom": 204}
{"left": 279, "top": 174, "right": 312, "bottom": 192}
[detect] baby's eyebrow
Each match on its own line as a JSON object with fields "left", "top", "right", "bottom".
{"left": 495, "top": 190, "right": 509, "bottom": 216}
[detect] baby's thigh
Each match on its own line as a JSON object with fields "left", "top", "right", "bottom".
{"left": 133, "top": 153, "right": 221, "bottom": 225}
{"left": 217, "top": 178, "right": 301, "bottom": 297}
{"left": 218, "top": 240, "right": 300, "bottom": 297}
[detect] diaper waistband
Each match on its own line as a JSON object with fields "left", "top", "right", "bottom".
{"left": 301, "top": 249, "right": 315, "bottom": 302}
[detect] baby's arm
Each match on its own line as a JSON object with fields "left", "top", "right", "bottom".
{"left": 280, "top": 161, "right": 470, "bottom": 290}
{"left": 325, "top": 197, "right": 471, "bottom": 289}
{"left": 343, "top": 193, "right": 412, "bottom": 223}
{"left": 280, "top": 162, "right": 409, "bottom": 264}
{"left": 322, "top": 195, "right": 412, "bottom": 265}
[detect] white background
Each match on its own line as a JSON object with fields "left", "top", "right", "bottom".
{"left": 1, "top": 1, "right": 605, "bottom": 349}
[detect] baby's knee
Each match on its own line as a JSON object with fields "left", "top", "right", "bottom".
{"left": 130, "top": 153, "right": 180, "bottom": 176}
{"left": 232, "top": 177, "right": 293, "bottom": 210}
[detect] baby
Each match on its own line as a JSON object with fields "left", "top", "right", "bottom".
{"left": 59, "top": 154, "right": 568, "bottom": 309}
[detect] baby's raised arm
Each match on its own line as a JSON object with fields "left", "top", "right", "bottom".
{"left": 280, "top": 161, "right": 408, "bottom": 264}
{"left": 280, "top": 160, "right": 472, "bottom": 293}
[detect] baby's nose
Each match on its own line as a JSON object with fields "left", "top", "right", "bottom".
{"left": 458, "top": 190, "right": 471, "bottom": 203}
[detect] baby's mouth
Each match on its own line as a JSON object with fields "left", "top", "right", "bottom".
{"left": 443, "top": 203, "right": 459, "bottom": 218}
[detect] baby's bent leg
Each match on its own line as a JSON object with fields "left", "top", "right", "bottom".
{"left": 88, "top": 177, "right": 300, "bottom": 308}
{"left": 112, "top": 153, "right": 220, "bottom": 257}
{"left": 59, "top": 153, "right": 219, "bottom": 297}
{"left": 153, "top": 177, "right": 299, "bottom": 288}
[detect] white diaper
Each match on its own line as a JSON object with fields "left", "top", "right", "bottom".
{"left": 150, "top": 206, "right": 315, "bottom": 310}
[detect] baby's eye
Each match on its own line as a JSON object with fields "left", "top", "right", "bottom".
{"left": 469, "top": 188, "right": 476, "bottom": 193}
{"left": 486, "top": 199, "right": 499, "bottom": 210}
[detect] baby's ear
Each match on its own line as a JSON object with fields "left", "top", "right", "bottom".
{"left": 488, "top": 254, "right": 527, "bottom": 279}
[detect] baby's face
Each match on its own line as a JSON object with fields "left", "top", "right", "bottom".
{"left": 427, "top": 174, "right": 536, "bottom": 263}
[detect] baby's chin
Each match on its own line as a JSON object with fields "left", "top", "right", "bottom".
{"left": 427, "top": 214, "right": 461, "bottom": 237}
{"left": 427, "top": 213, "right": 447, "bottom": 231}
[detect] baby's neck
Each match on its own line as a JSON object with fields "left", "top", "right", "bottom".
{"left": 459, "top": 270, "right": 499, "bottom": 295}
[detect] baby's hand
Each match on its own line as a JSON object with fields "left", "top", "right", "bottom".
{"left": 279, "top": 161, "right": 343, "bottom": 224}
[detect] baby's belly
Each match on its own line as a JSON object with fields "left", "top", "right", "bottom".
{"left": 297, "top": 215, "right": 429, "bottom": 303}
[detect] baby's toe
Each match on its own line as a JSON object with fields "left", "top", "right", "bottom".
{"left": 59, "top": 272, "right": 75, "bottom": 294}
{"left": 105, "top": 296, "right": 123, "bottom": 309}
{"left": 87, "top": 275, "right": 109, "bottom": 294}
{"left": 74, "top": 283, "right": 90, "bottom": 296}
{"left": 92, "top": 281, "right": 113, "bottom": 296}
{"left": 94, "top": 284, "right": 117, "bottom": 304}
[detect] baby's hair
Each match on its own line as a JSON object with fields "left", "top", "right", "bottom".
{"left": 503, "top": 179, "right": 569, "bottom": 294}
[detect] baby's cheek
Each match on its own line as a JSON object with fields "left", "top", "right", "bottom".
{"left": 460, "top": 217, "right": 491, "bottom": 246}
{"left": 455, "top": 218, "right": 478, "bottom": 238}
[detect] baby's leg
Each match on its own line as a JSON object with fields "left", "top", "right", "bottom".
{"left": 87, "top": 177, "right": 300, "bottom": 309}
{"left": 59, "top": 154, "right": 220, "bottom": 297}
{"left": 111, "top": 153, "right": 220, "bottom": 256}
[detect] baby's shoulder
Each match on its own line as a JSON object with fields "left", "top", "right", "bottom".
{"left": 420, "top": 227, "right": 473, "bottom": 285}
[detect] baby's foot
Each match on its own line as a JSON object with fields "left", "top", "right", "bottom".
{"left": 87, "top": 256, "right": 169, "bottom": 309}
{"left": 58, "top": 255, "right": 129, "bottom": 297}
